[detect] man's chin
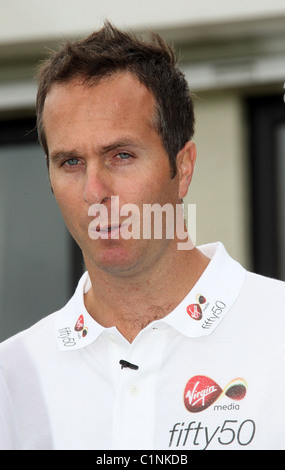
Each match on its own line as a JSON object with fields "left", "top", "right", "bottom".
{"left": 84, "top": 242, "right": 144, "bottom": 277}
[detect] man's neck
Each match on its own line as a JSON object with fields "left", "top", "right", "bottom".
{"left": 84, "top": 245, "right": 210, "bottom": 343}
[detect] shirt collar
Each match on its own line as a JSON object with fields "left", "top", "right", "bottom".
{"left": 162, "top": 242, "right": 246, "bottom": 337}
{"left": 55, "top": 272, "right": 105, "bottom": 351}
{"left": 55, "top": 242, "right": 246, "bottom": 351}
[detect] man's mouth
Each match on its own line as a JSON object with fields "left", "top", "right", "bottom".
{"left": 96, "top": 225, "right": 121, "bottom": 232}
{"left": 93, "top": 224, "right": 123, "bottom": 239}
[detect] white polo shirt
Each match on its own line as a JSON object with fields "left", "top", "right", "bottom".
{"left": 1, "top": 242, "right": 285, "bottom": 450}
{"left": 0, "top": 369, "right": 20, "bottom": 450}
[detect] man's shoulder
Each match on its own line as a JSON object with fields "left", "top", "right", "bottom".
{"left": 242, "top": 269, "right": 285, "bottom": 306}
{"left": 245, "top": 270, "right": 285, "bottom": 290}
{"left": 0, "top": 311, "right": 57, "bottom": 359}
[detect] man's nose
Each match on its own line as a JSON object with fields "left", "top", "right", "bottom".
{"left": 83, "top": 164, "right": 112, "bottom": 206}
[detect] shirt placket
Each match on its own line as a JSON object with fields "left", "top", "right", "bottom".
{"left": 108, "top": 325, "right": 168, "bottom": 450}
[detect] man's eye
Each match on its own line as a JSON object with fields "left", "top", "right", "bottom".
{"left": 64, "top": 158, "right": 79, "bottom": 166}
{"left": 116, "top": 153, "right": 131, "bottom": 160}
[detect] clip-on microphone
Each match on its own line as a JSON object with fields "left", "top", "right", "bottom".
{"left": 119, "top": 360, "right": 139, "bottom": 370}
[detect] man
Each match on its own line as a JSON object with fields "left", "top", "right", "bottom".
{"left": 0, "top": 22, "right": 285, "bottom": 450}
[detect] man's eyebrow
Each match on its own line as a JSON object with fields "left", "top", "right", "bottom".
{"left": 98, "top": 139, "right": 145, "bottom": 154}
{"left": 49, "top": 140, "right": 145, "bottom": 162}
{"left": 49, "top": 150, "right": 81, "bottom": 163}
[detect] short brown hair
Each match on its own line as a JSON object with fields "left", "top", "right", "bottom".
{"left": 36, "top": 21, "right": 195, "bottom": 176}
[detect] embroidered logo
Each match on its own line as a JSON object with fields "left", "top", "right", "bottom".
{"left": 186, "top": 295, "right": 207, "bottom": 321}
{"left": 184, "top": 376, "right": 247, "bottom": 413}
{"left": 74, "top": 315, "right": 88, "bottom": 338}
{"left": 75, "top": 315, "right": 84, "bottom": 331}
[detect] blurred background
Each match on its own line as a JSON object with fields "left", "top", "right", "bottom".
{"left": 0, "top": 0, "right": 285, "bottom": 340}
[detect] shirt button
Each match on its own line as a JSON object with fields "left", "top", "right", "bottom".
{"left": 129, "top": 384, "right": 139, "bottom": 396}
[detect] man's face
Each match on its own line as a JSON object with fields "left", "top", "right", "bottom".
{"left": 43, "top": 72, "right": 191, "bottom": 276}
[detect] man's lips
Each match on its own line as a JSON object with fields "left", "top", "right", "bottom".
{"left": 95, "top": 225, "right": 121, "bottom": 232}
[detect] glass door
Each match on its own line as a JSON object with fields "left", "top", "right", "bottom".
{"left": 247, "top": 94, "right": 285, "bottom": 280}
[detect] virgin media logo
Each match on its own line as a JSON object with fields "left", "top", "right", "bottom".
{"left": 74, "top": 315, "right": 84, "bottom": 332}
{"left": 186, "top": 295, "right": 206, "bottom": 321}
{"left": 74, "top": 315, "right": 88, "bottom": 338}
{"left": 184, "top": 376, "right": 247, "bottom": 413}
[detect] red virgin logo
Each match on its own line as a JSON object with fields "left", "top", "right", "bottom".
{"left": 184, "top": 375, "right": 247, "bottom": 413}
{"left": 74, "top": 314, "right": 84, "bottom": 331}
{"left": 186, "top": 295, "right": 206, "bottom": 321}
{"left": 74, "top": 315, "right": 88, "bottom": 338}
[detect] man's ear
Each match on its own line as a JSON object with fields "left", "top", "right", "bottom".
{"left": 176, "top": 141, "right": 197, "bottom": 199}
